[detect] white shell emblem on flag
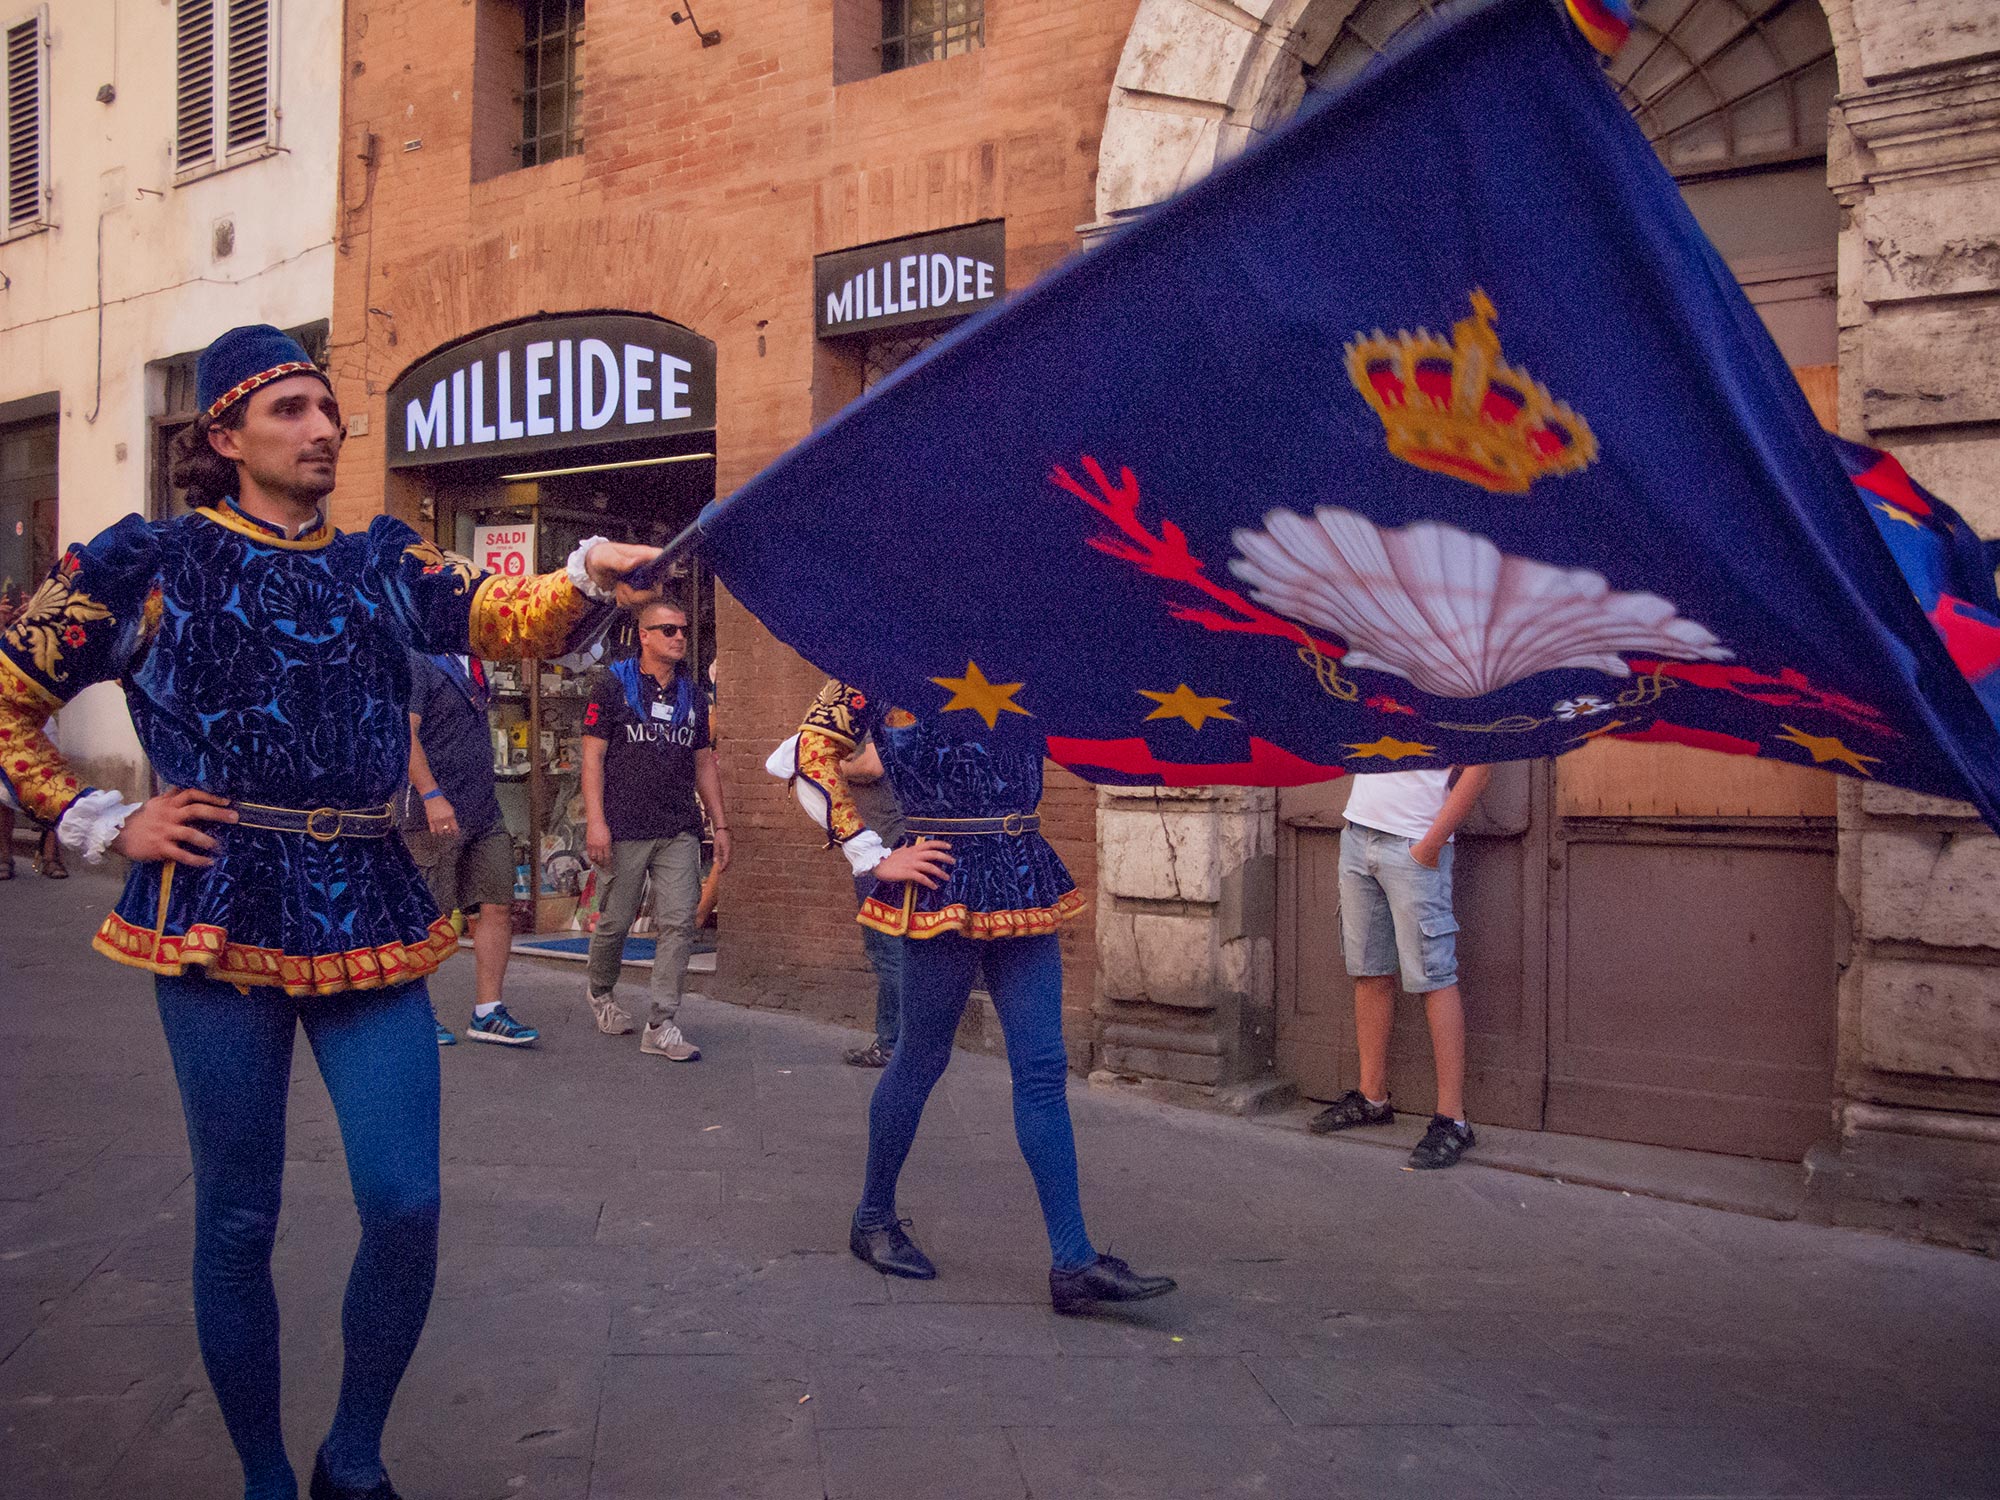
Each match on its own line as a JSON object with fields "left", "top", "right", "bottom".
{"left": 1229, "top": 506, "right": 1732, "bottom": 699}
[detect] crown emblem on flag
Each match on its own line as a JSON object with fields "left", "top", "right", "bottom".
{"left": 1345, "top": 290, "right": 1598, "bottom": 494}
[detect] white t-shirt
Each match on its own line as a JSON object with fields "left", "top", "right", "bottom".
{"left": 1343, "top": 768, "right": 1453, "bottom": 842}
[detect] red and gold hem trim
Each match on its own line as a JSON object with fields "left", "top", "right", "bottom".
{"left": 92, "top": 910, "right": 459, "bottom": 997}
{"left": 858, "top": 887, "right": 1089, "bottom": 940}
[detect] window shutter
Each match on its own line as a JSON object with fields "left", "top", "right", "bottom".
{"left": 176, "top": 0, "right": 273, "bottom": 173}
{"left": 3, "top": 7, "right": 47, "bottom": 233}
{"left": 176, "top": 0, "right": 216, "bottom": 169}
{"left": 224, "top": 0, "right": 269, "bottom": 153}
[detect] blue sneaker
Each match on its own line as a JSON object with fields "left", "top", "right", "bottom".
{"left": 434, "top": 1014, "right": 456, "bottom": 1046}
{"left": 467, "top": 1005, "right": 538, "bottom": 1047}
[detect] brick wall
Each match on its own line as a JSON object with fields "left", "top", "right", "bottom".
{"left": 330, "top": 0, "right": 1135, "bottom": 1049}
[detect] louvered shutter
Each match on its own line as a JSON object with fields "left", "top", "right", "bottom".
{"left": 175, "top": 0, "right": 215, "bottom": 168}
{"left": 176, "top": 0, "right": 273, "bottom": 172}
{"left": 223, "top": 0, "right": 269, "bottom": 153}
{"left": 3, "top": 7, "right": 47, "bottom": 234}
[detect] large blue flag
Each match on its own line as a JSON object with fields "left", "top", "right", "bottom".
{"left": 694, "top": 0, "right": 2000, "bottom": 829}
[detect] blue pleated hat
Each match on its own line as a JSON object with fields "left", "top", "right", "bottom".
{"left": 197, "top": 325, "right": 330, "bottom": 420}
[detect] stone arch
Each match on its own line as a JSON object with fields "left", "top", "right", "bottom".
{"left": 1093, "top": 0, "right": 1861, "bottom": 228}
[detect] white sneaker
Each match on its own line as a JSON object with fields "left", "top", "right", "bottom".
{"left": 587, "top": 982, "right": 634, "bottom": 1036}
{"left": 640, "top": 1020, "right": 700, "bottom": 1061}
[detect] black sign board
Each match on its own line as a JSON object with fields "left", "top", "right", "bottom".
{"left": 814, "top": 221, "right": 1006, "bottom": 340}
{"left": 386, "top": 313, "right": 716, "bottom": 470}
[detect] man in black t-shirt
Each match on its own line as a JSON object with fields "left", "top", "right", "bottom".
{"left": 581, "top": 599, "right": 731, "bottom": 1059}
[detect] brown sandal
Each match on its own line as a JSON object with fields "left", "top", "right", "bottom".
{"left": 33, "top": 839, "right": 66, "bottom": 880}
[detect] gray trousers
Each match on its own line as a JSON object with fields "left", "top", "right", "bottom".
{"left": 586, "top": 832, "right": 701, "bottom": 1026}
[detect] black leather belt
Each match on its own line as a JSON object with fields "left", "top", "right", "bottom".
{"left": 902, "top": 813, "right": 1040, "bottom": 837}
{"left": 230, "top": 801, "right": 397, "bottom": 841}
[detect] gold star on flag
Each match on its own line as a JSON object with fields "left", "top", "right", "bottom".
{"left": 930, "top": 661, "right": 1031, "bottom": 729}
{"left": 1775, "top": 723, "right": 1881, "bottom": 776}
{"left": 1345, "top": 736, "right": 1436, "bottom": 761}
{"left": 1138, "top": 684, "right": 1236, "bottom": 731}
{"left": 1874, "top": 502, "right": 1923, "bottom": 530}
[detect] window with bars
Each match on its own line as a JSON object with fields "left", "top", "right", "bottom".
{"left": 519, "top": 0, "right": 583, "bottom": 168}
{"left": 3, "top": 7, "right": 48, "bottom": 238}
{"left": 174, "top": 0, "right": 275, "bottom": 177}
{"left": 880, "top": 0, "right": 982, "bottom": 74}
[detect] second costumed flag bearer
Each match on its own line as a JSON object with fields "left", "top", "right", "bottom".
{"left": 777, "top": 678, "right": 1177, "bottom": 1315}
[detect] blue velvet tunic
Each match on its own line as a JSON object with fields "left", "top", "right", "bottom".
{"left": 0, "top": 501, "right": 607, "bottom": 994}
{"left": 794, "top": 681, "right": 1085, "bottom": 939}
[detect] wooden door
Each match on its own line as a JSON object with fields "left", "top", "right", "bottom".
{"left": 1276, "top": 762, "right": 1549, "bottom": 1128}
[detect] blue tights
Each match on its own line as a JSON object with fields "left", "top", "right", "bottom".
{"left": 856, "top": 933, "right": 1096, "bottom": 1271}
{"left": 155, "top": 974, "right": 441, "bottom": 1500}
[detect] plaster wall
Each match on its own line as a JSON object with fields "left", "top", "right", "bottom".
{"left": 0, "top": 0, "right": 340, "bottom": 799}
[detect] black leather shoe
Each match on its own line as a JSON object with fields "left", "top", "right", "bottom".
{"left": 849, "top": 1215, "right": 937, "bottom": 1279}
{"left": 1050, "top": 1253, "right": 1177, "bottom": 1315}
{"left": 309, "top": 1453, "right": 403, "bottom": 1500}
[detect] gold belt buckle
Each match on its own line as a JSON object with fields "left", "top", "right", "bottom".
{"left": 1001, "top": 812, "right": 1026, "bottom": 836}
{"left": 305, "top": 807, "right": 342, "bottom": 842}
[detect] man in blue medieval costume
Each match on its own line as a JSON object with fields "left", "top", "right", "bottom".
{"left": 786, "top": 678, "right": 1178, "bottom": 1314}
{"left": 0, "top": 326, "right": 664, "bottom": 1500}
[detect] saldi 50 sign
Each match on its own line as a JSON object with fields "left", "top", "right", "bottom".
{"left": 474, "top": 522, "right": 535, "bottom": 579}
{"left": 386, "top": 313, "right": 716, "bottom": 470}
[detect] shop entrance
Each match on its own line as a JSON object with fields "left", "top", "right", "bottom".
{"left": 386, "top": 312, "right": 717, "bottom": 937}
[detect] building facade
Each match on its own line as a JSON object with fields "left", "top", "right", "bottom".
{"left": 0, "top": 0, "right": 341, "bottom": 803}
{"left": 328, "top": 0, "right": 1141, "bottom": 1046}
{"left": 1085, "top": 0, "right": 2000, "bottom": 1249}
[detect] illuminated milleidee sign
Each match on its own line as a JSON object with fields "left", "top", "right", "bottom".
{"left": 814, "top": 222, "right": 1007, "bottom": 340}
{"left": 387, "top": 313, "right": 716, "bottom": 470}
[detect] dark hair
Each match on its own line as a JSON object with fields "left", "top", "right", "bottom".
{"left": 168, "top": 402, "right": 248, "bottom": 509}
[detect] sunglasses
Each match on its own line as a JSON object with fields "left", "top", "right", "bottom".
{"left": 641, "top": 622, "right": 688, "bottom": 637}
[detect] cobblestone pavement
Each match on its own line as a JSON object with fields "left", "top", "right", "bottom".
{"left": 2, "top": 868, "right": 1998, "bottom": 1499}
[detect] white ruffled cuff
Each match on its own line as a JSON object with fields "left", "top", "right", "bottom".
{"left": 565, "top": 536, "right": 614, "bottom": 602}
{"left": 57, "top": 789, "right": 141, "bottom": 864}
{"left": 840, "top": 829, "right": 889, "bottom": 878}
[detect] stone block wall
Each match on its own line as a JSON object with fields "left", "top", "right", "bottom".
{"left": 1092, "top": 786, "right": 1278, "bottom": 1089}
{"left": 1813, "top": 0, "right": 2000, "bottom": 1250}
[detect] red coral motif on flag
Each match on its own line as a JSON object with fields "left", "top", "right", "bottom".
{"left": 1627, "top": 660, "right": 1893, "bottom": 734}
{"left": 1050, "top": 457, "right": 1346, "bottom": 658}
{"left": 1047, "top": 734, "right": 1347, "bottom": 788}
{"left": 1611, "top": 720, "right": 1762, "bottom": 757}
{"left": 1365, "top": 694, "right": 1417, "bottom": 715}
{"left": 1926, "top": 594, "right": 2000, "bottom": 682}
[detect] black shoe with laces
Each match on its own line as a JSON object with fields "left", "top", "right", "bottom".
{"left": 849, "top": 1214, "right": 937, "bottom": 1279}
{"left": 1407, "top": 1114, "right": 1475, "bottom": 1170}
{"left": 309, "top": 1452, "right": 403, "bottom": 1500}
{"left": 1049, "top": 1254, "right": 1178, "bottom": 1316}
{"left": 843, "top": 1040, "right": 893, "bottom": 1068}
{"left": 1308, "top": 1089, "right": 1394, "bottom": 1134}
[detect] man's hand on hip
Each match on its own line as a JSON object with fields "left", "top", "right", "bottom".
{"left": 111, "top": 789, "right": 238, "bottom": 868}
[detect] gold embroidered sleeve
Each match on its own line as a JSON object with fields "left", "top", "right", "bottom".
{"left": 0, "top": 654, "right": 85, "bottom": 824}
{"left": 795, "top": 680, "right": 874, "bottom": 845}
{"left": 468, "top": 570, "right": 598, "bottom": 660}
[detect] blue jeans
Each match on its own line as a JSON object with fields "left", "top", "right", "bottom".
{"left": 855, "top": 932, "right": 1095, "bottom": 1271}
{"left": 155, "top": 974, "right": 442, "bottom": 1500}
{"left": 1338, "top": 822, "right": 1460, "bottom": 993}
{"left": 859, "top": 923, "right": 904, "bottom": 1048}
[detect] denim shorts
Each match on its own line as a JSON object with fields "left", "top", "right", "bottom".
{"left": 1338, "top": 822, "right": 1460, "bottom": 994}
